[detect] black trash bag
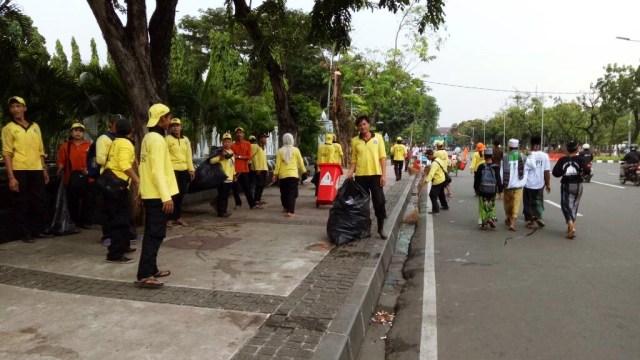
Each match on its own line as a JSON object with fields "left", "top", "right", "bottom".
{"left": 188, "top": 147, "right": 228, "bottom": 193}
{"left": 45, "top": 180, "right": 80, "bottom": 236}
{"left": 327, "top": 178, "right": 371, "bottom": 245}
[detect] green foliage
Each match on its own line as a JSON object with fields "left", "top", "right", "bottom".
{"left": 89, "top": 38, "right": 99, "bottom": 67}
{"left": 50, "top": 39, "right": 68, "bottom": 70}
{"left": 69, "top": 37, "right": 82, "bottom": 76}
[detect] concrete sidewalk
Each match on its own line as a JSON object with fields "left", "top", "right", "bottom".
{"left": 0, "top": 165, "right": 416, "bottom": 360}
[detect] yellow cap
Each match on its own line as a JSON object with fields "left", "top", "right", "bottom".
{"left": 325, "top": 134, "right": 334, "bottom": 143}
{"left": 147, "top": 103, "right": 171, "bottom": 127}
{"left": 234, "top": 127, "right": 244, "bottom": 133}
{"left": 8, "top": 96, "right": 26, "bottom": 106}
{"left": 396, "top": 136, "right": 403, "bottom": 141}
{"left": 70, "top": 122, "right": 85, "bottom": 130}
{"left": 222, "top": 133, "right": 232, "bottom": 140}
{"left": 435, "top": 140, "right": 444, "bottom": 147}
{"left": 170, "top": 118, "right": 181, "bottom": 125}
{"left": 249, "top": 135, "right": 256, "bottom": 141}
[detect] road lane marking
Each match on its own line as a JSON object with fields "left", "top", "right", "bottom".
{"left": 544, "top": 200, "right": 583, "bottom": 217}
{"left": 590, "top": 180, "right": 625, "bottom": 189}
{"left": 420, "top": 210, "right": 438, "bottom": 360}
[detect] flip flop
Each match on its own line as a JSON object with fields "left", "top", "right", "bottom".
{"left": 135, "top": 277, "right": 164, "bottom": 288}
{"left": 174, "top": 219, "right": 189, "bottom": 227}
{"left": 154, "top": 270, "right": 171, "bottom": 278}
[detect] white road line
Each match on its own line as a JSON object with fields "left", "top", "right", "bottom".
{"left": 544, "top": 200, "right": 583, "bottom": 217}
{"left": 420, "top": 211, "right": 438, "bottom": 360}
{"left": 590, "top": 180, "right": 625, "bottom": 189}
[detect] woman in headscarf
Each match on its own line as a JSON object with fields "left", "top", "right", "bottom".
{"left": 552, "top": 140, "right": 590, "bottom": 239}
{"left": 272, "top": 133, "right": 306, "bottom": 217}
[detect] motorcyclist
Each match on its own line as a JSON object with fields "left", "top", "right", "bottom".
{"left": 579, "top": 144, "right": 594, "bottom": 181}
{"left": 621, "top": 144, "right": 640, "bottom": 178}
{"left": 622, "top": 144, "right": 639, "bottom": 164}
{"left": 579, "top": 144, "right": 593, "bottom": 164}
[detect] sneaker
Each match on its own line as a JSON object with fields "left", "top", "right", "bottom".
{"left": 101, "top": 238, "right": 111, "bottom": 247}
{"left": 125, "top": 248, "right": 137, "bottom": 254}
{"left": 536, "top": 219, "right": 546, "bottom": 227}
{"left": 218, "top": 213, "right": 231, "bottom": 218}
{"left": 441, "top": 206, "right": 450, "bottom": 210}
{"left": 106, "top": 256, "right": 134, "bottom": 264}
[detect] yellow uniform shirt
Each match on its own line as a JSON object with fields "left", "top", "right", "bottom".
{"left": 426, "top": 158, "right": 447, "bottom": 185}
{"left": 274, "top": 147, "right": 306, "bottom": 179}
{"left": 139, "top": 132, "right": 179, "bottom": 202}
{"left": 332, "top": 142, "right": 344, "bottom": 164}
{"left": 251, "top": 144, "right": 268, "bottom": 171}
{"left": 317, "top": 143, "right": 336, "bottom": 164}
{"left": 210, "top": 150, "right": 236, "bottom": 182}
{"left": 104, "top": 138, "right": 135, "bottom": 182}
{"left": 1, "top": 121, "right": 45, "bottom": 170}
{"left": 390, "top": 144, "right": 407, "bottom": 161}
{"left": 470, "top": 151, "right": 485, "bottom": 172}
{"left": 350, "top": 132, "right": 387, "bottom": 176}
{"left": 165, "top": 134, "right": 195, "bottom": 172}
{"left": 96, "top": 132, "right": 115, "bottom": 174}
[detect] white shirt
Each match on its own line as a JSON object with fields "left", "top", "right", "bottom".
{"left": 525, "top": 151, "right": 551, "bottom": 189}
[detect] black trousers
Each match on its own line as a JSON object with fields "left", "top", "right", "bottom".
{"left": 232, "top": 172, "right": 255, "bottom": 208}
{"left": 94, "top": 184, "right": 111, "bottom": 240}
{"left": 66, "top": 183, "right": 93, "bottom": 227}
{"left": 279, "top": 177, "right": 299, "bottom": 213}
{"left": 217, "top": 182, "right": 232, "bottom": 215}
{"left": 11, "top": 170, "right": 47, "bottom": 238}
{"left": 393, "top": 160, "right": 404, "bottom": 180}
{"left": 355, "top": 175, "right": 387, "bottom": 222}
{"left": 429, "top": 182, "right": 448, "bottom": 212}
{"left": 105, "top": 189, "right": 130, "bottom": 260}
{"left": 253, "top": 170, "right": 267, "bottom": 202}
{"left": 170, "top": 170, "right": 190, "bottom": 221}
{"left": 137, "top": 199, "right": 168, "bottom": 280}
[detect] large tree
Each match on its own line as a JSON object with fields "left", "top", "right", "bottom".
{"left": 86, "top": 0, "right": 178, "bottom": 144}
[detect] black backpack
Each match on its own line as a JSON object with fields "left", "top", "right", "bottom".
{"left": 479, "top": 165, "right": 497, "bottom": 196}
{"left": 86, "top": 132, "right": 115, "bottom": 179}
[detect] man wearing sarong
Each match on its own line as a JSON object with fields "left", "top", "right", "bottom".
{"left": 500, "top": 139, "right": 527, "bottom": 231}
{"left": 523, "top": 135, "right": 551, "bottom": 229}
{"left": 473, "top": 148, "right": 503, "bottom": 229}
{"left": 552, "top": 141, "right": 590, "bottom": 239}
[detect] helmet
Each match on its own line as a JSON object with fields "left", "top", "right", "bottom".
{"left": 582, "top": 143, "right": 590, "bottom": 150}
{"left": 631, "top": 144, "right": 638, "bottom": 151}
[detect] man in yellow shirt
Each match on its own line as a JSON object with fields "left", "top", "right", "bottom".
{"left": 332, "top": 134, "right": 344, "bottom": 166}
{"left": 136, "top": 103, "right": 179, "bottom": 288}
{"left": 390, "top": 136, "right": 407, "bottom": 181}
{"left": 94, "top": 114, "right": 119, "bottom": 246}
{"left": 317, "top": 134, "right": 336, "bottom": 164}
{"left": 346, "top": 115, "right": 388, "bottom": 239}
{"left": 166, "top": 118, "right": 195, "bottom": 227}
{"left": 210, "top": 133, "right": 236, "bottom": 217}
{"left": 2, "top": 96, "right": 51, "bottom": 242}
{"left": 251, "top": 133, "right": 269, "bottom": 205}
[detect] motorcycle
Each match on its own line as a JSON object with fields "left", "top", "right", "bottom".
{"left": 581, "top": 162, "right": 593, "bottom": 183}
{"left": 619, "top": 161, "right": 640, "bottom": 186}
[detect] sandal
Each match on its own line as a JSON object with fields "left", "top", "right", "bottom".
{"left": 135, "top": 277, "right": 164, "bottom": 288}
{"left": 166, "top": 221, "right": 174, "bottom": 229}
{"left": 154, "top": 270, "right": 171, "bottom": 278}
{"left": 252, "top": 205, "right": 264, "bottom": 209}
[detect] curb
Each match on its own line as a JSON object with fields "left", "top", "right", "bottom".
{"left": 594, "top": 160, "right": 621, "bottom": 163}
{"left": 313, "top": 176, "right": 417, "bottom": 360}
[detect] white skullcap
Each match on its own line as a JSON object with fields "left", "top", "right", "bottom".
{"left": 508, "top": 139, "right": 519, "bottom": 148}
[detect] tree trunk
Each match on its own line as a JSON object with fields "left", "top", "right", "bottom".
{"left": 633, "top": 109, "right": 639, "bottom": 144}
{"left": 232, "top": 0, "right": 297, "bottom": 141}
{"left": 331, "top": 72, "right": 353, "bottom": 167}
{"left": 86, "top": 0, "right": 177, "bottom": 145}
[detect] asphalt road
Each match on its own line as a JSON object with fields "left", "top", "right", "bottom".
{"left": 387, "top": 162, "right": 640, "bottom": 360}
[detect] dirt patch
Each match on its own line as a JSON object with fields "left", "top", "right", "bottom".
{"left": 163, "top": 235, "right": 241, "bottom": 250}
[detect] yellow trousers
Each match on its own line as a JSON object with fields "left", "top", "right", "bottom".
{"left": 503, "top": 188, "right": 523, "bottom": 220}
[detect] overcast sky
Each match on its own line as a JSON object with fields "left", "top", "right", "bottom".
{"left": 14, "top": 0, "right": 640, "bottom": 127}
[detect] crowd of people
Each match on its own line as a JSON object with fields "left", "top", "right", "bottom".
{"left": 2, "top": 98, "right": 397, "bottom": 285}
{"left": 421, "top": 136, "right": 597, "bottom": 239}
